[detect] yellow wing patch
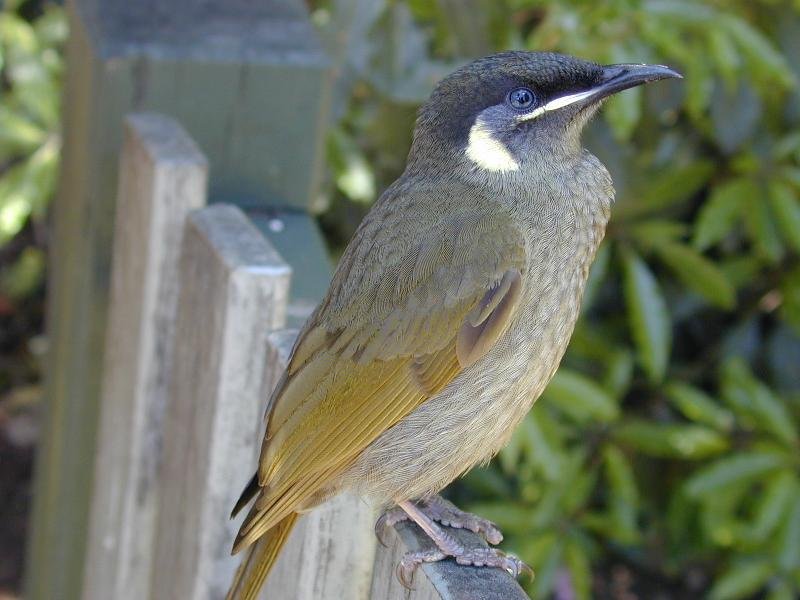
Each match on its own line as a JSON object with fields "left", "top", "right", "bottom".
{"left": 232, "top": 198, "right": 527, "bottom": 556}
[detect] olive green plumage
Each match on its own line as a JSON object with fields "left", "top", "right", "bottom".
{"left": 226, "top": 51, "right": 680, "bottom": 600}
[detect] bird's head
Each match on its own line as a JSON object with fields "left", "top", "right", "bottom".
{"left": 407, "top": 51, "right": 681, "bottom": 175}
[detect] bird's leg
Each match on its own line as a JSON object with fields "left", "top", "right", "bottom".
{"left": 394, "top": 500, "right": 532, "bottom": 588}
{"left": 375, "top": 495, "right": 503, "bottom": 545}
{"left": 419, "top": 495, "right": 504, "bottom": 544}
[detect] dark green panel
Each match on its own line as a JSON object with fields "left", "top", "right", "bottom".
{"left": 247, "top": 210, "right": 333, "bottom": 328}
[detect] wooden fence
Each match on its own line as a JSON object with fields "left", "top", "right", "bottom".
{"left": 26, "top": 3, "right": 333, "bottom": 595}
{"left": 74, "top": 113, "right": 530, "bottom": 600}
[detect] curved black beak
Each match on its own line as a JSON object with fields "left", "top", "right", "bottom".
{"left": 594, "top": 63, "right": 683, "bottom": 100}
{"left": 517, "top": 62, "right": 682, "bottom": 121}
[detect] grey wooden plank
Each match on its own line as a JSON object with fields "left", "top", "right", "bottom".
{"left": 371, "top": 522, "right": 441, "bottom": 600}
{"left": 82, "top": 113, "right": 208, "bottom": 600}
{"left": 79, "top": 0, "right": 331, "bottom": 211}
{"left": 151, "top": 205, "right": 291, "bottom": 600}
{"left": 257, "top": 492, "right": 379, "bottom": 600}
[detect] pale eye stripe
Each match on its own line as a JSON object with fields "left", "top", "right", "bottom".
{"left": 518, "top": 88, "right": 600, "bottom": 121}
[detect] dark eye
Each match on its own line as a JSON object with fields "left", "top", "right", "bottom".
{"left": 508, "top": 87, "right": 536, "bottom": 110}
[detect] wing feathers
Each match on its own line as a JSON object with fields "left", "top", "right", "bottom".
{"left": 457, "top": 269, "right": 522, "bottom": 368}
{"left": 235, "top": 200, "right": 527, "bottom": 556}
{"left": 411, "top": 344, "right": 461, "bottom": 395}
{"left": 262, "top": 358, "right": 410, "bottom": 484}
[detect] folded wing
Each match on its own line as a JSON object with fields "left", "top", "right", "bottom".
{"left": 233, "top": 197, "right": 526, "bottom": 552}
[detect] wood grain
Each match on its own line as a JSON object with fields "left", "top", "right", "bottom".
{"left": 151, "top": 205, "right": 291, "bottom": 600}
{"left": 82, "top": 113, "right": 208, "bottom": 600}
{"left": 27, "top": 4, "right": 332, "bottom": 596}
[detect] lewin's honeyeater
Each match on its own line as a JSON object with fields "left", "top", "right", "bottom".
{"left": 226, "top": 51, "right": 681, "bottom": 598}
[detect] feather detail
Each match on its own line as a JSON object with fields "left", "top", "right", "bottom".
{"left": 457, "top": 269, "right": 522, "bottom": 368}
{"left": 227, "top": 513, "right": 298, "bottom": 599}
{"left": 231, "top": 191, "right": 527, "bottom": 576}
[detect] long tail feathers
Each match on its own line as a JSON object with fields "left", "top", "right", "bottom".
{"left": 226, "top": 513, "right": 299, "bottom": 600}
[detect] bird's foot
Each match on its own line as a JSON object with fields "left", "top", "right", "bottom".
{"left": 390, "top": 499, "right": 532, "bottom": 588}
{"left": 418, "top": 496, "right": 504, "bottom": 544}
{"left": 375, "top": 495, "right": 503, "bottom": 546}
{"left": 397, "top": 541, "right": 532, "bottom": 588}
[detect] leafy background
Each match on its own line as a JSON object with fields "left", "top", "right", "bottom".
{"left": 0, "top": 0, "right": 63, "bottom": 593}
{"left": 314, "top": 1, "right": 800, "bottom": 599}
{"left": 1, "top": 0, "right": 799, "bottom": 598}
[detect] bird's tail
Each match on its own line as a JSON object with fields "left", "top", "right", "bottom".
{"left": 225, "top": 513, "right": 299, "bottom": 600}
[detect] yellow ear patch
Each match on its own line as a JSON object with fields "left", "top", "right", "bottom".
{"left": 465, "top": 117, "right": 520, "bottom": 173}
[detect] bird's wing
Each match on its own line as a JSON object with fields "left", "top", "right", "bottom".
{"left": 233, "top": 195, "right": 526, "bottom": 552}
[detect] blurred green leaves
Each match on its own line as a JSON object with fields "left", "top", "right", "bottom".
{"left": 0, "top": 1, "right": 64, "bottom": 304}
{"left": 665, "top": 382, "right": 735, "bottom": 431}
{"left": 328, "top": 128, "right": 377, "bottom": 203}
{"left": 616, "top": 420, "right": 729, "bottom": 460}
{"left": 602, "top": 445, "right": 640, "bottom": 543}
{"left": 312, "top": 0, "right": 800, "bottom": 597}
{"left": 721, "top": 359, "right": 798, "bottom": 447}
{"left": 654, "top": 241, "right": 736, "bottom": 309}
{"left": 622, "top": 248, "right": 671, "bottom": 382}
{"left": 768, "top": 181, "right": 800, "bottom": 254}
{"left": 683, "top": 452, "right": 786, "bottom": 499}
{"left": 692, "top": 178, "right": 750, "bottom": 251}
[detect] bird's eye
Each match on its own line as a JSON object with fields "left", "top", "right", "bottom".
{"left": 508, "top": 87, "right": 536, "bottom": 110}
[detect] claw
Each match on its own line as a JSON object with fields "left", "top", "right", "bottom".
{"left": 500, "top": 553, "right": 534, "bottom": 580}
{"left": 396, "top": 561, "right": 415, "bottom": 589}
{"left": 374, "top": 513, "right": 390, "bottom": 548}
{"left": 518, "top": 560, "right": 535, "bottom": 580}
{"left": 374, "top": 507, "right": 409, "bottom": 547}
{"left": 395, "top": 549, "right": 446, "bottom": 588}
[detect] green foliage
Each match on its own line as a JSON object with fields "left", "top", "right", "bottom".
{"left": 0, "top": 0, "right": 65, "bottom": 303}
{"left": 313, "top": 0, "right": 800, "bottom": 596}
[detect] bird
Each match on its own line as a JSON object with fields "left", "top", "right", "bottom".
{"left": 225, "top": 51, "right": 681, "bottom": 599}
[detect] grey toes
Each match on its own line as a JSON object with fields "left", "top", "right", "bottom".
{"left": 421, "top": 497, "right": 504, "bottom": 545}
{"left": 453, "top": 547, "right": 534, "bottom": 580}
{"left": 397, "top": 549, "right": 446, "bottom": 588}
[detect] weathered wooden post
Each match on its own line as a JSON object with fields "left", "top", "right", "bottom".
{"left": 81, "top": 114, "right": 208, "bottom": 600}
{"left": 151, "top": 205, "right": 290, "bottom": 600}
{"left": 27, "top": 1, "right": 332, "bottom": 598}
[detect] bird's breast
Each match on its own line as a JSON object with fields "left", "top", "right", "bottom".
{"left": 338, "top": 225, "right": 604, "bottom": 505}
{"left": 338, "top": 156, "right": 613, "bottom": 505}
